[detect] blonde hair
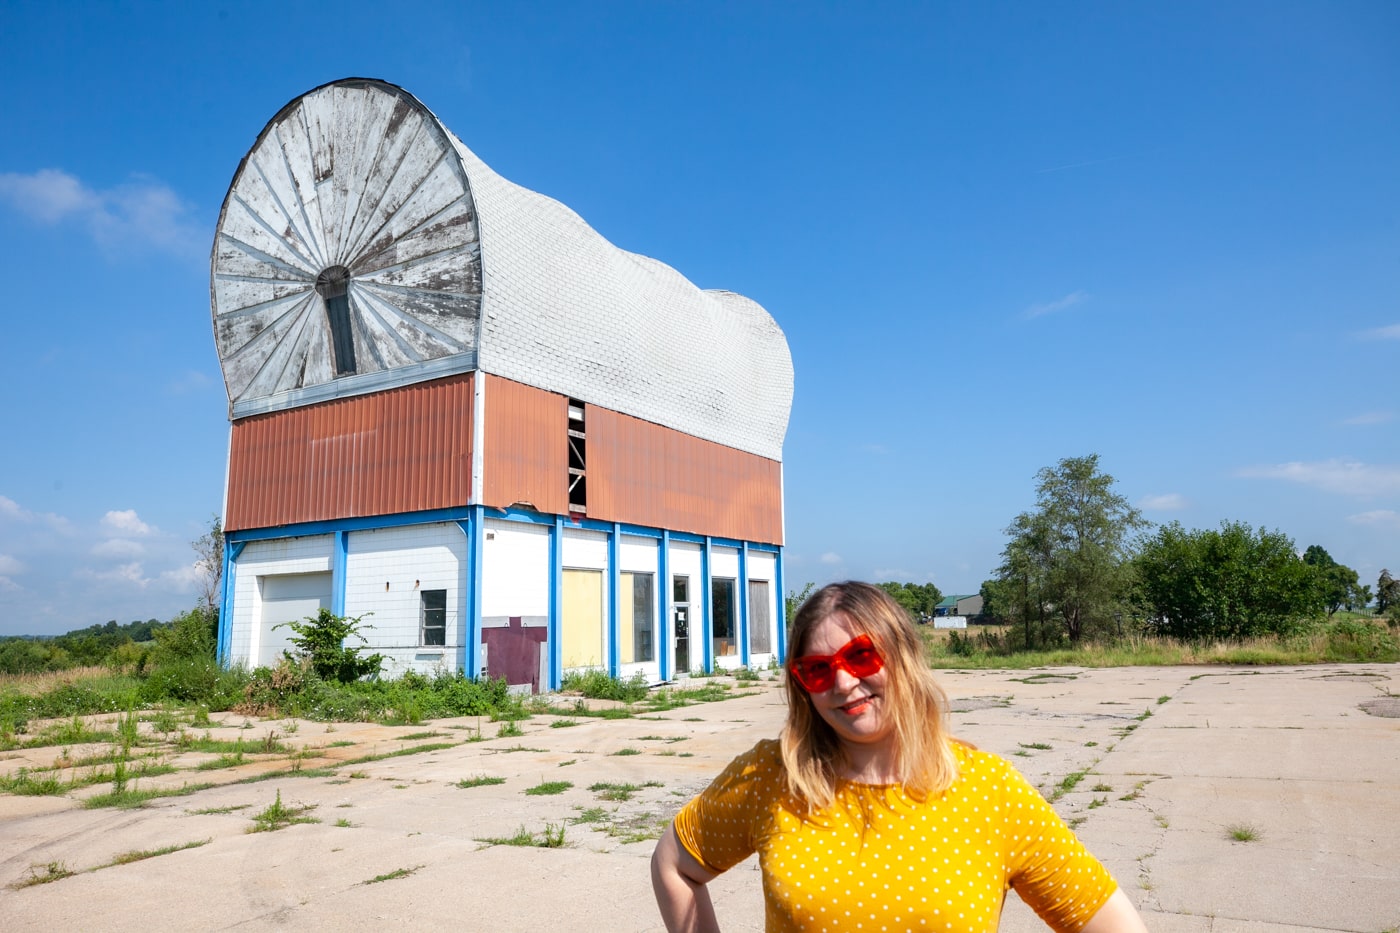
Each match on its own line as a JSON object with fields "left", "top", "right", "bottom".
{"left": 780, "top": 582, "right": 959, "bottom": 810}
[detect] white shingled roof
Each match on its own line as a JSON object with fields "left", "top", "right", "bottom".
{"left": 212, "top": 78, "right": 793, "bottom": 461}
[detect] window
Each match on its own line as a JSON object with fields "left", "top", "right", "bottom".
{"left": 712, "top": 577, "right": 736, "bottom": 656}
{"left": 315, "top": 264, "right": 357, "bottom": 375}
{"left": 620, "top": 572, "right": 655, "bottom": 664}
{"left": 420, "top": 589, "right": 446, "bottom": 646}
{"left": 748, "top": 580, "right": 772, "bottom": 654}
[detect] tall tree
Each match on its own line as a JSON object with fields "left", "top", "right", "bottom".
{"left": 192, "top": 516, "right": 224, "bottom": 610}
{"left": 1136, "top": 521, "right": 1323, "bottom": 638}
{"left": 998, "top": 455, "right": 1146, "bottom": 645}
{"left": 876, "top": 582, "right": 944, "bottom": 620}
{"left": 1377, "top": 569, "right": 1397, "bottom": 614}
{"left": 1302, "top": 545, "right": 1360, "bottom": 617}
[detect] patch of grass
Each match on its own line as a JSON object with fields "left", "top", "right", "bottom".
{"left": 363, "top": 865, "right": 423, "bottom": 884}
{"left": 456, "top": 775, "right": 506, "bottom": 789}
{"left": 85, "top": 782, "right": 213, "bottom": 809}
{"left": 558, "top": 759, "right": 576, "bottom": 767}
{"left": 327, "top": 740, "right": 355, "bottom": 748}
{"left": 1225, "top": 822, "right": 1260, "bottom": 842}
{"left": 588, "top": 781, "right": 659, "bottom": 801}
{"left": 496, "top": 721, "right": 524, "bottom": 738}
{"left": 0, "top": 767, "right": 66, "bottom": 796}
{"left": 611, "top": 747, "right": 642, "bottom": 756}
{"left": 339, "top": 742, "right": 456, "bottom": 766}
{"left": 247, "top": 789, "right": 318, "bottom": 832}
{"left": 12, "top": 861, "right": 75, "bottom": 888}
{"left": 1091, "top": 783, "right": 1113, "bottom": 793}
{"left": 1018, "top": 742, "right": 1052, "bottom": 751}
{"left": 573, "top": 806, "right": 609, "bottom": 823}
{"left": 475, "top": 823, "right": 567, "bottom": 848}
{"left": 1087, "top": 796, "right": 1107, "bottom": 809}
{"left": 187, "top": 803, "right": 251, "bottom": 815}
{"left": 1157, "top": 695, "right": 1171, "bottom": 704}
{"left": 398, "top": 731, "right": 445, "bottom": 741}
{"left": 549, "top": 719, "right": 578, "bottom": 728}
{"left": 102, "top": 838, "right": 210, "bottom": 867}
{"left": 1049, "top": 768, "right": 1090, "bottom": 802}
{"left": 1135, "top": 709, "right": 1153, "bottom": 721}
{"left": 493, "top": 745, "right": 547, "bottom": 754}
{"left": 524, "top": 780, "right": 573, "bottom": 796}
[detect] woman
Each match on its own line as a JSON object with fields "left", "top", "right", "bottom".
{"left": 652, "top": 581, "right": 1148, "bottom": 932}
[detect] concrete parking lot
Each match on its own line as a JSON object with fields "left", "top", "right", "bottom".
{"left": 1, "top": 664, "right": 1396, "bottom": 931}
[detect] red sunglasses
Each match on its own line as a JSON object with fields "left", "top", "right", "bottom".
{"left": 789, "top": 634, "right": 885, "bottom": 693}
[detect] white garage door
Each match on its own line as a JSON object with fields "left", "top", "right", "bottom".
{"left": 257, "top": 573, "right": 332, "bottom": 668}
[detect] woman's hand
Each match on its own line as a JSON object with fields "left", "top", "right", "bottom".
{"left": 1080, "top": 889, "right": 1150, "bottom": 933}
{"left": 651, "top": 824, "right": 722, "bottom": 933}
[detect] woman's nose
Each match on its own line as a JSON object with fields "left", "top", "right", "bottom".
{"left": 831, "top": 664, "right": 861, "bottom": 691}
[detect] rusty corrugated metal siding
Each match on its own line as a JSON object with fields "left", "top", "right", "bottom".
{"left": 481, "top": 375, "right": 569, "bottom": 514}
{"left": 587, "top": 406, "right": 784, "bottom": 545}
{"left": 225, "top": 373, "right": 474, "bottom": 531}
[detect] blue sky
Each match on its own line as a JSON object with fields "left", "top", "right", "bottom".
{"left": 1, "top": 1, "right": 1396, "bottom": 636}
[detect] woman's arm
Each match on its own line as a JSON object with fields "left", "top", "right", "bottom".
{"left": 1080, "top": 889, "right": 1149, "bottom": 933}
{"left": 651, "top": 824, "right": 722, "bottom": 933}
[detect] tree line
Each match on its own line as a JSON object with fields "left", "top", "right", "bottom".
{"left": 981, "top": 454, "right": 1397, "bottom": 648}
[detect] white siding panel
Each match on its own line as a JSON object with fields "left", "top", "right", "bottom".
{"left": 482, "top": 519, "right": 549, "bottom": 617}
{"left": 711, "top": 547, "right": 739, "bottom": 579}
{"left": 619, "top": 535, "right": 658, "bottom": 573}
{"left": 562, "top": 528, "right": 608, "bottom": 569}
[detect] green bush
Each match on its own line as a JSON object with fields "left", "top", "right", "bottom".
{"left": 275, "top": 610, "right": 384, "bottom": 683}
{"left": 561, "top": 669, "right": 649, "bottom": 703}
{"left": 1323, "top": 619, "right": 1400, "bottom": 662}
{"left": 138, "top": 658, "right": 249, "bottom": 708}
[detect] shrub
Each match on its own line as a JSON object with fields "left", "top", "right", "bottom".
{"left": 138, "top": 658, "right": 249, "bottom": 709}
{"left": 275, "top": 610, "right": 383, "bottom": 683}
{"left": 561, "top": 670, "right": 648, "bottom": 703}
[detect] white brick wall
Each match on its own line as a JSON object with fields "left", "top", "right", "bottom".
{"left": 230, "top": 536, "right": 333, "bottom": 668}
{"left": 344, "top": 523, "right": 466, "bottom": 676}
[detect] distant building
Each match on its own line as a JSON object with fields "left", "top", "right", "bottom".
{"left": 935, "top": 594, "right": 984, "bottom": 618}
{"left": 210, "top": 79, "right": 793, "bottom": 691}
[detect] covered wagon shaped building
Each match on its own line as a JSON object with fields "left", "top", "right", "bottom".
{"left": 211, "top": 78, "right": 793, "bottom": 690}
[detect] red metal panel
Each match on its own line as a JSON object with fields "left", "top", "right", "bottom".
{"left": 587, "top": 407, "right": 783, "bottom": 545}
{"left": 481, "top": 375, "right": 569, "bottom": 515}
{"left": 225, "top": 374, "right": 474, "bottom": 531}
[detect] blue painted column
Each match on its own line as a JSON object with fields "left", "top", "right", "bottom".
{"left": 701, "top": 536, "right": 713, "bottom": 673}
{"left": 738, "top": 542, "right": 750, "bottom": 667}
{"left": 218, "top": 541, "right": 245, "bottom": 668}
{"left": 608, "top": 523, "right": 621, "bottom": 676}
{"left": 658, "top": 531, "right": 671, "bottom": 681}
{"left": 458, "top": 508, "right": 485, "bottom": 677}
{"left": 775, "top": 547, "right": 787, "bottom": 663}
{"left": 331, "top": 531, "right": 349, "bottom": 617}
{"left": 550, "top": 515, "right": 564, "bottom": 690}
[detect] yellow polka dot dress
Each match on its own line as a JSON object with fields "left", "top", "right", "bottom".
{"left": 673, "top": 740, "right": 1116, "bottom": 932}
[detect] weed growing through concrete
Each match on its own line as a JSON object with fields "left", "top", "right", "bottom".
{"left": 363, "top": 865, "right": 423, "bottom": 884}
{"left": 524, "top": 780, "right": 573, "bottom": 796}
{"left": 1050, "top": 768, "right": 1090, "bottom": 801}
{"left": 1087, "top": 797, "right": 1107, "bottom": 809}
{"left": 12, "top": 861, "right": 75, "bottom": 888}
{"left": 104, "top": 838, "right": 210, "bottom": 867}
{"left": 611, "top": 747, "right": 642, "bottom": 756}
{"left": 496, "top": 721, "right": 524, "bottom": 738}
{"left": 558, "top": 759, "right": 576, "bottom": 767}
{"left": 247, "top": 790, "right": 318, "bottom": 832}
{"left": 1091, "top": 783, "right": 1113, "bottom": 793}
{"left": 549, "top": 719, "right": 578, "bottom": 728}
{"left": 1019, "top": 742, "right": 1052, "bottom": 751}
{"left": 1157, "top": 695, "right": 1171, "bottom": 704}
{"left": 335, "top": 818, "right": 355, "bottom": 827}
{"left": 1226, "top": 823, "right": 1260, "bottom": 842}
{"left": 455, "top": 775, "right": 506, "bottom": 788}
{"left": 475, "top": 823, "right": 567, "bottom": 848}
{"left": 573, "top": 806, "right": 609, "bottom": 823}
{"left": 187, "top": 804, "right": 251, "bottom": 815}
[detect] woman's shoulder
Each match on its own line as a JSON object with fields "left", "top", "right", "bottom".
{"left": 948, "top": 740, "right": 1029, "bottom": 788}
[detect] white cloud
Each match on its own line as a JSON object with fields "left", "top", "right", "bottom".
{"left": 1024, "top": 290, "right": 1089, "bottom": 319}
{"left": 1341, "top": 411, "right": 1394, "bottom": 426}
{"left": 92, "top": 538, "right": 146, "bottom": 559}
{"left": 1348, "top": 510, "right": 1400, "bottom": 529}
{"left": 1238, "top": 459, "right": 1400, "bottom": 497}
{"left": 819, "top": 552, "right": 844, "bottom": 565}
{"left": 0, "top": 496, "right": 25, "bottom": 521}
{"left": 80, "top": 562, "right": 151, "bottom": 587}
{"left": 101, "top": 510, "right": 153, "bottom": 536}
{"left": 0, "top": 494, "right": 71, "bottom": 531}
{"left": 1139, "top": 493, "right": 1189, "bottom": 511}
{"left": 0, "top": 554, "right": 23, "bottom": 575}
{"left": 0, "top": 168, "right": 201, "bottom": 257}
{"left": 1357, "top": 323, "right": 1400, "bottom": 341}
{"left": 158, "top": 563, "right": 204, "bottom": 589}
